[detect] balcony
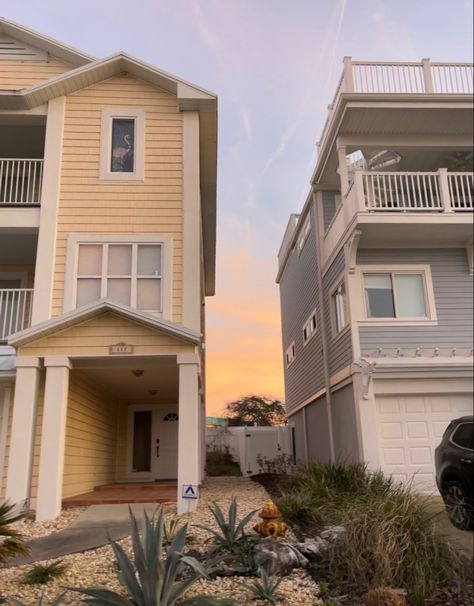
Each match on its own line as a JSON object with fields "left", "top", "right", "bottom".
{"left": 318, "top": 59, "right": 473, "bottom": 156}
{"left": 0, "top": 159, "right": 43, "bottom": 205}
{"left": 323, "top": 170, "right": 474, "bottom": 263}
{"left": 0, "top": 289, "right": 33, "bottom": 342}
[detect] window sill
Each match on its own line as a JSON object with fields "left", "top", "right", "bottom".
{"left": 98, "top": 173, "right": 144, "bottom": 182}
{"left": 331, "top": 324, "right": 350, "bottom": 343}
{"left": 358, "top": 319, "right": 438, "bottom": 327}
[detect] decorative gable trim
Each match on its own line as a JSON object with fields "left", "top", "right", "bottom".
{"left": 0, "top": 35, "right": 47, "bottom": 61}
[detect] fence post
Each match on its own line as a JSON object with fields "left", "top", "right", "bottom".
{"left": 438, "top": 169, "right": 453, "bottom": 213}
{"left": 422, "top": 58, "right": 434, "bottom": 93}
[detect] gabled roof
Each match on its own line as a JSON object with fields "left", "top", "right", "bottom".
{"left": 8, "top": 299, "right": 201, "bottom": 348}
{"left": 0, "top": 16, "right": 94, "bottom": 66}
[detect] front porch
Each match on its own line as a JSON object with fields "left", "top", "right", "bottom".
{"left": 62, "top": 481, "right": 177, "bottom": 507}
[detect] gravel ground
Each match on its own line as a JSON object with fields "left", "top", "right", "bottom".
{"left": 1, "top": 477, "right": 321, "bottom": 605}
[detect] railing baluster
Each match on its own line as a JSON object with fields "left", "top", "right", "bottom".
{"left": 0, "top": 289, "right": 34, "bottom": 340}
{"left": 0, "top": 159, "right": 43, "bottom": 206}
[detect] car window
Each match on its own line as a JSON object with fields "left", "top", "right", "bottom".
{"left": 451, "top": 422, "right": 474, "bottom": 450}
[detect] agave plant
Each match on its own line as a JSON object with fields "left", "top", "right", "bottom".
{"left": 195, "top": 497, "right": 257, "bottom": 549}
{"left": 0, "top": 500, "right": 29, "bottom": 565}
{"left": 240, "top": 567, "right": 283, "bottom": 604}
{"left": 73, "top": 508, "right": 234, "bottom": 606}
{"left": 162, "top": 516, "right": 184, "bottom": 546}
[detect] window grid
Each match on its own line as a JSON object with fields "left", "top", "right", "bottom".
{"left": 76, "top": 243, "right": 162, "bottom": 311}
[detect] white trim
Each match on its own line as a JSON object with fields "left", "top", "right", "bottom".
{"left": 356, "top": 264, "right": 438, "bottom": 325}
{"left": 99, "top": 108, "right": 145, "bottom": 181}
{"left": 297, "top": 215, "right": 311, "bottom": 255}
{"left": 0, "top": 386, "right": 11, "bottom": 497}
{"left": 302, "top": 308, "right": 317, "bottom": 346}
{"left": 329, "top": 275, "right": 350, "bottom": 337}
{"left": 285, "top": 341, "right": 296, "bottom": 367}
{"left": 31, "top": 96, "right": 66, "bottom": 325}
{"left": 0, "top": 272, "right": 28, "bottom": 287}
{"left": 64, "top": 234, "right": 173, "bottom": 320}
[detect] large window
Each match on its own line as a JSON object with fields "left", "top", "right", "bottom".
{"left": 76, "top": 243, "right": 162, "bottom": 312}
{"left": 99, "top": 109, "right": 144, "bottom": 180}
{"left": 364, "top": 272, "right": 427, "bottom": 319}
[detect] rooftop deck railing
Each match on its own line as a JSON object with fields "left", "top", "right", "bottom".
{"left": 0, "top": 159, "right": 43, "bottom": 205}
{"left": 0, "top": 289, "right": 33, "bottom": 341}
{"left": 318, "top": 58, "right": 474, "bottom": 152}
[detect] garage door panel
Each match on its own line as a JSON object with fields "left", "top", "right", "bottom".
{"left": 375, "top": 393, "right": 472, "bottom": 494}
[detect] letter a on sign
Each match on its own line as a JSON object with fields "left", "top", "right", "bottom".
{"left": 182, "top": 484, "right": 199, "bottom": 499}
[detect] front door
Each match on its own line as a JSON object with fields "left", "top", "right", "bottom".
{"left": 129, "top": 405, "right": 178, "bottom": 481}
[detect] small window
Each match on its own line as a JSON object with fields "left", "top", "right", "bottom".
{"left": 331, "top": 281, "right": 348, "bottom": 334}
{"left": 285, "top": 342, "right": 296, "bottom": 367}
{"left": 100, "top": 109, "right": 144, "bottom": 180}
{"left": 297, "top": 216, "right": 311, "bottom": 254}
{"left": 303, "top": 310, "right": 317, "bottom": 345}
{"left": 364, "top": 272, "right": 427, "bottom": 319}
{"left": 451, "top": 422, "right": 473, "bottom": 451}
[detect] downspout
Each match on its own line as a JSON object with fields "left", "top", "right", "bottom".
{"left": 312, "top": 191, "right": 336, "bottom": 463}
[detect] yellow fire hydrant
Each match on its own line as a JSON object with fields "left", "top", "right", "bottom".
{"left": 253, "top": 500, "right": 287, "bottom": 538}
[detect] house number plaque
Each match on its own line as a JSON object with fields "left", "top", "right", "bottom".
{"left": 109, "top": 342, "right": 134, "bottom": 354}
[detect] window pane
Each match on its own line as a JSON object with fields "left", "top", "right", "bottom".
{"left": 137, "top": 245, "right": 161, "bottom": 276}
{"left": 364, "top": 274, "right": 395, "bottom": 318}
{"left": 111, "top": 118, "right": 135, "bottom": 173}
{"left": 137, "top": 278, "right": 161, "bottom": 310}
{"left": 452, "top": 423, "right": 474, "bottom": 450}
{"left": 77, "top": 279, "right": 101, "bottom": 307}
{"left": 333, "top": 283, "right": 347, "bottom": 332}
{"left": 394, "top": 274, "right": 426, "bottom": 317}
{"left": 78, "top": 245, "right": 102, "bottom": 276}
{"left": 107, "top": 278, "right": 131, "bottom": 306}
{"left": 108, "top": 245, "right": 132, "bottom": 276}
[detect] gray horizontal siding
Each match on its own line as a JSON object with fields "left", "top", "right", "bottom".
{"left": 331, "top": 383, "right": 360, "bottom": 464}
{"left": 279, "top": 207, "right": 325, "bottom": 413}
{"left": 306, "top": 395, "right": 332, "bottom": 464}
{"left": 322, "top": 250, "right": 353, "bottom": 375}
{"left": 357, "top": 248, "right": 473, "bottom": 355}
{"left": 322, "top": 191, "right": 337, "bottom": 232}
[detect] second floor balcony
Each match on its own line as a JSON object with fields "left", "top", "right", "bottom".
{"left": 0, "top": 159, "right": 43, "bottom": 205}
{"left": 323, "top": 169, "right": 474, "bottom": 265}
{"left": 0, "top": 288, "right": 33, "bottom": 342}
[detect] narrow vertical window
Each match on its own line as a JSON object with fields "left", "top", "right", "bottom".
{"left": 111, "top": 118, "right": 135, "bottom": 173}
{"left": 332, "top": 281, "right": 348, "bottom": 333}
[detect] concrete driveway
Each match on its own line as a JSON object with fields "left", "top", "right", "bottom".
{"left": 428, "top": 496, "right": 473, "bottom": 560}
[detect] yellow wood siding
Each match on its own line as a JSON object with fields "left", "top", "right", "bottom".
{"left": 116, "top": 400, "right": 129, "bottom": 480}
{"left": 18, "top": 312, "right": 195, "bottom": 357}
{"left": 0, "top": 56, "right": 72, "bottom": 89}
{"left": 52, "top": 74, "right": 183, "bottom": 322}
{"left": 63, "top": 371, "right": 117, "bottom": 497}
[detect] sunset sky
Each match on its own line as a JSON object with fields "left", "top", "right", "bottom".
{"left": 2, "top": 0, "right": 473, "bottom": 415}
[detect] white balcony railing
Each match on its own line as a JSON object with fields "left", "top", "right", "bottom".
{"left": 0, "top": 289, "right": 33, "bottom": 341}
{"left": 0, "top": 159, "right": 43, "bottom": 205}
{"left": 318, "top": 58, "right": 474, "bottom": 152}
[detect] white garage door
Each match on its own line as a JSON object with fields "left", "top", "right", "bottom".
{"left": 375, "top": 394, "right": 472, "bottom": 494}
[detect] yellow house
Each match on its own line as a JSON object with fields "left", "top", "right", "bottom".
{"left": 0, "top": 17, "right": 217, "bottom": 520}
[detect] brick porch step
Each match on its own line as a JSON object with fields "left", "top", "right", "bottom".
{"left": 93, "top": 482, "right": 177, "bottom": 492}
{"left": 62, "top": 483, "right": 177, "bottom": 507}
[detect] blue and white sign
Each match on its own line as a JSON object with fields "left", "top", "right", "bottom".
{"left": 182, "top": 484, "right": 199, "bottom": 499}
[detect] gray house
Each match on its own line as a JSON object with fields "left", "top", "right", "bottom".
{"left": 277, "top": 58, "right": 473, "bottom": 493}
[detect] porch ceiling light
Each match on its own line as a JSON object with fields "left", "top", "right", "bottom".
{"left": 132, "top": 369, "right": 144, "bottom": 377}
{"left": 148, "top": 389, "right": 158, "bottom": 396}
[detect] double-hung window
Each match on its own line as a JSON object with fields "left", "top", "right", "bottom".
{"left": 303, "top": 310, "right": 317, "bottom": 344}
{"left": 99, "top": 109, "right": 144, "bottom": 180}
{"left": 363, "top": 271, "right": 430, "bottom": 320}
{"left": 76, "top": 243, "right": 162, "bottom": 312}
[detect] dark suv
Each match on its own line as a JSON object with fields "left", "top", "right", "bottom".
{"left": 435, "top": 416, "right": 474, "bottom": 529}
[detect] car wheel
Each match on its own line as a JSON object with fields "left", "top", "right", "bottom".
{"left": 441, "top": 480, "right": 474, "bottom": 530}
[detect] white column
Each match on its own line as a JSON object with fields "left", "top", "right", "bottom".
{"left": 31, "top": 96, "right": 66, "bottom": 324}
{"left": 182, "top": 112, "right": 202, "bottom": 332}
{"left": 438, "top": 168, "right": 454, "bottom": 213}
{"left": 36, "top": 356, "right": 71, "bottom": 521}
{"left": 5, "top": 357, "right": 41, "bottom": 510}
{"left": 177, "top": 353, "right": 200, "bottom": 514}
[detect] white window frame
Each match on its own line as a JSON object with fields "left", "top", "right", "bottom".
{"left": 302, "top": 309, "right": 317, "bottom": 345}
{"left": 285, "top": 341, "right": 296, "bottom": 367}
{"left": 297, "top": 215, "right": 311, "bottom": 255}
{"left": 330, "top": 278, "right": 349, "bottom": 336}
{"left": 64, "top": 234, "right": 172, "bottom": 320}
{"left": 99, "top": 108, "right": 145, "bottom": 181}
{"left": 357, "top": 264, "right": 438, "bottom": 326}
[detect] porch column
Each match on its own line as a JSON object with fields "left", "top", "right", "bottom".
{"left": 5, "top": 357, "right": 41, "bottom": 510}
{"left": 177, "top": 353, "right": 200, "bottom": 514}
{"left": 36, "top": 356, "right": 71, "bottom": 521}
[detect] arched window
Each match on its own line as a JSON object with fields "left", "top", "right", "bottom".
{"left": 163, "top": 412, "right": 179, "bottom": 422}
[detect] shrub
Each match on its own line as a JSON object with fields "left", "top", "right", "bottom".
{"left": 22, "top": 560, "right": 67, "bottom": 585}
{"left": 256, "top": 453, "right": 294, "bottom": 475}
{"left": 206, "top": 450, "right": 241, "bottom": 477}
{"left": 0, "top": 501, "right": 29, "bottom": 564}
{"left": 276, "top": 464, "right": 468, "bottom": 605}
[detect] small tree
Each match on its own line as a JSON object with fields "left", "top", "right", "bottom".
{"left": 224, "top": 394, "right": 286, "bottom": 426}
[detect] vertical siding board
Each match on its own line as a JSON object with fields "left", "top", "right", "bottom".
{"left": 357, "top": 248, "right": 474, "bottom": 355}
